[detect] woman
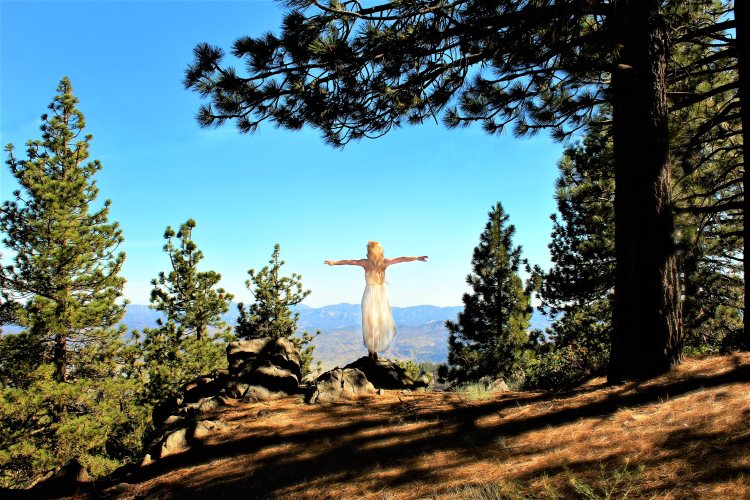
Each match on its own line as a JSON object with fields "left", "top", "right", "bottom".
{"left": 325, "top": 241, "right": 428, "bottom": 360}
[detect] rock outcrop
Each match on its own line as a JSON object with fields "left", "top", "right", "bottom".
{"left": 26, "top": 458, "right": 92, "bottom": 496}
{"left": 144, "top": 340, "right": 431, "bottom": 459}
{"left": 306, "top": 367, "right": 377, "bottom": 404}
{"left": 144, "top": 337, "right": 303, "bottom": 463}
{"left": 344, "top": 357, "right": 430, "bottom": 390}
{"left": 306, "top": 357, "right": 430, "bottom": 403}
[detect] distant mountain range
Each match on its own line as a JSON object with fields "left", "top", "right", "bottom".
{"left": 4, "top": 303, "right": 552, "bottom": 368}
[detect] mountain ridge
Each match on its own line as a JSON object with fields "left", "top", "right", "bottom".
{"left": 3, "top": 303, "right": 552, "bottom": 366}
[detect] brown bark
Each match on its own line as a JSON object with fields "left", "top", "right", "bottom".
{"left": 608, "top": 0, "right": 683, "bottom": 382}
{"left": 735, "top": 1, "right": 749, "bottom": 350}
{"left": 55, "top": 333, "right": 67, "bottom": 382}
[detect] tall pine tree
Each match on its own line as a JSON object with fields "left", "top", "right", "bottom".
{"left": 236, "top": 244, "right": 318, "bottom": 375}
{"left": 444, "top": 203, "right": 532, "bottom": 384}
{"left": 0, "top": 76, "right": 126, "bottom": 382}
{"left": 0, "top": 77, "right": 148, "bottom": 487}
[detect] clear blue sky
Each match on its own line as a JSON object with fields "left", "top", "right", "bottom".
{"left": 1, "top": 0, "right": 565, "bottom": 307}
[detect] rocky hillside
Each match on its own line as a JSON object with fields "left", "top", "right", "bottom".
{"left": 12, "top": 353, "right": 749, "bottom": 499}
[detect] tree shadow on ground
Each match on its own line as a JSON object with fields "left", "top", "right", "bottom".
{"left": 14, "top": 362, "right": 745, "bottom": 499}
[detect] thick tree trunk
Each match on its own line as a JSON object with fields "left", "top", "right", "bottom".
{"left": 608, "top": 0, "right": 682, "bottom": 382}
{"left": 735, "top": 1, "right": 749, "bottom": 350}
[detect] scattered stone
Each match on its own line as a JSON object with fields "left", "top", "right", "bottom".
{"left": 239, "top": 360, "right": 300, "bottom": 393}
{"left": 308, "top": 367, "right": 376, "bottom": 404}
{"left": 160, "top": 428, "right": 190, "bottom": 458}
{"left": 193, "top": 419, "right": 229, "bottom": 439}
{"left": 27, "top": 458, "right": 93, "bottom": 496}
{"left": 225, "top": 381, "right": 250, "bottom": 399}
{"left": 143, "top": 337, "right": 307, "bottom": 465}
{"left": 227, "top": 337, "right": 302, "bottom": 381}
{"left": 490, "top": 379, "right": 510, "bottom": 392}
{"left": 417, "top": 372, "right": 432, "bottom": 387}
{"left": 163, "top": 415, "right": 185, "bottom": 426}
{"left": 152, "top": 396, "right": 181, "bottom": 427}
{"left": 243, "top": 385, "right": 288, "bottom": 402}
{"left": 257, "top": 409, "right": 271, "bottom": 418}
{"left": 181, "top": 376, "right": 225, "bottom": 405}
{"left": 57, "top": 458, "right": 91, "bottom": 483}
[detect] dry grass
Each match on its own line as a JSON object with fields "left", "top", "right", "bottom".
{"left": 94, "top": 354, "right": 749, "bottom": 499}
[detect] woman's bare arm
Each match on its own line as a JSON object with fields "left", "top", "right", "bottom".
{"left": 384, "top": 256, "right": 428, "bottom": 266}
{"left": 324, "top": 259, "right": 368, "bottom": 266}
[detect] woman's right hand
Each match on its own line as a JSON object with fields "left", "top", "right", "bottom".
{"left": 324, "top": 260, "right": 333, "bottom": 265}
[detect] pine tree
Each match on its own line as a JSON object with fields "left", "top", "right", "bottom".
{"left": 0, "top": 77, "right": 148, "bottom": 486}
{"left": 236, "top": 244, "right": 319, "bottom": 375}
{"left": 140, "top": 219, "right": 234, "bottom": 404}
{"left": 150, "top": 219, "right": 233, "bottom": 340}
{"left": 529, "top": 123, "right": 615, "bottom": 389}
{"left": 183, "top": 0, "right": 741, "bottom": 380}
{"left": 735, "top": 1, "right": 750, "bottom": 348}
{"left": 444, "top": 203, "right": 532, "bottom": 384}
{"left": 668, "top": 2, "right": 744, "bottom": 352}
{"left": 0, "top": 77, "right": 127, "bottom": 382}
{"left": 534, "top": 57, "right": 742, "bottom": 388}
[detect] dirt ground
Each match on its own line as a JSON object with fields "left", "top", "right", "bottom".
{"left": 86, "top": 354, "right": 750, "bottom": 498}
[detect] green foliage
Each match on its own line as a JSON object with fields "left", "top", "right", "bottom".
{"left": 452, "top": 460, "right": 644, "bottom": 499}
{"left": 524, "top": 344, "right": 608, "bottom": 392}
{"left": 567, "top": 459, "right": 644, "bottom": 500}
{"left": 445, "top": 202, "right": 532, "bottom": 384}
{"left": 140, "top": 220, "right": 234, "bottom": 405}
{"left": 139, "top": 324, "right": 229, "bottom": 405}
{"left": 0, "top": 78, "right": 144, "bottom": 486}
{"left": 185, "top": 0, "right": 740, "bottom": 379}
{"left": 453, "top": 381, "right": 494, "bottom": 401}
{"left": 668, "top": 1, "right": 744, "bottom": 354}
{"left": 184, "top": 0, "right": 624, "bottom": 145}
{"left": 533, "top": 13, "right": 744, "bottom": 385}
{"left": 236, "top": 244, "right": 319, "bottom": 375}
{"left": 0, "top": 76, "right": 127, "bottom": 383}
{"left": 150, "top": 219, "right": 234, "bottom": 340}
{"left": 531, "top": 123, "right": 614, "bottom": 390}
{"left": 0, "top": 356, "right": 149, "bottom": 488}
{"left": 393, "top": 359, "right": 433, "bottom": 384}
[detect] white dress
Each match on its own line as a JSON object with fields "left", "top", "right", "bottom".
{"left": 361, "top": 273, "right": 397, "bottom": 353}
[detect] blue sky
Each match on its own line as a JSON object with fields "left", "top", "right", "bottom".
{"left": 1, "top": 0, "right": 565, "bottom": 307}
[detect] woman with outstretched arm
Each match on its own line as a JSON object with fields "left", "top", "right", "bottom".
{"left": 325, "top": 241, "right": 428, "bottom": 360}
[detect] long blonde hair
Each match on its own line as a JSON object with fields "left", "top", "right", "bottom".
{"left": 367, "top": 241, "right": 385, "bottom": 284}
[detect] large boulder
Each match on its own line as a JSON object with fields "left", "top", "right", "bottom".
{"left": 28, "top": 458, "right": 92, "bottom": 494}
{"left": 237, "top": 360, "right": 300, "bottom": 394}
{"left": 307, "top": 367, "right": 376, "bottom": 404}
{"left": 227, "top": 337, "right": 302, "bottom": 381}
{"left": 344, "top": 357, "right": 430, "bottom": 390}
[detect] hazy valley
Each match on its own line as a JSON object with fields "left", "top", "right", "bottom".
{"left": 2, "top": 303, "right": 551, "bottom": 369}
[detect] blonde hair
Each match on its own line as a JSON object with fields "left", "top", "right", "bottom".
{"left": 367, "top": 241, "right": 385, "bottom": 284}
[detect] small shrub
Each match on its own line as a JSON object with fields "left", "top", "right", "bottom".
{"left": 394, "top": 359, "right": 434, "bottom": 386}
{"left": 454, "top": 381, "right": 493, "bottom": 400}
{"left": 567, "top": 459, "right": 644, "bottom": 500}
{"left": 452, "top": 477, "right": 560, "bottom": 499}
{"left": 524, "top": 344, "right": 608, "bottom": 391}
